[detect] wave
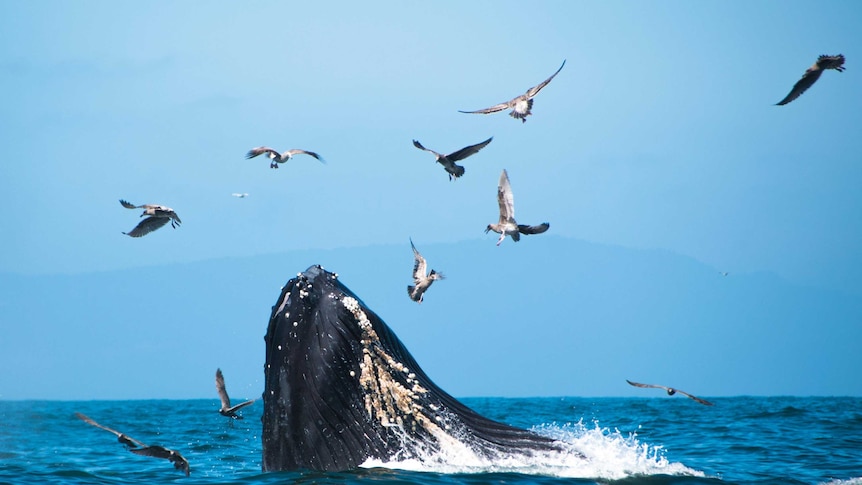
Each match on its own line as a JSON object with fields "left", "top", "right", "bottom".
{"left": 360, "top": 419, "right": 706, "bottom": 481}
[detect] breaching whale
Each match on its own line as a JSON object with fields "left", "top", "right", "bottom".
{"left": 262, "top": 265, "right": 567, "bottom": 472}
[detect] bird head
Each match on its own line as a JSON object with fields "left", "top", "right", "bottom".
{"left": 429, "top": 270, "right": 445, "bottom": 280}
{"left": 484, "top": 225, "right": 492, "bottom": 234}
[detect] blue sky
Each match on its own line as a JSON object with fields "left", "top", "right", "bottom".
{"left": 1, "top": 1, "right": 861, "bottom": 400}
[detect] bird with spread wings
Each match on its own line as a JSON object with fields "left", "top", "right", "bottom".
{"left": 485, "top": 169, "right": 550, "bottom": 246}
{"left": 459, "top": 60, "right": 565, "bottom": 122}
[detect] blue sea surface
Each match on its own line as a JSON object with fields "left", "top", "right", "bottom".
{"left": 0, "top": 397, "right": 859, "bottom": 484}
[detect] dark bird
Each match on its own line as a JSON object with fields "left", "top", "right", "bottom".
{"left": 407, "top": 238, "right": 444, "bottom": 303}
{"left": 459, "top": 60, "right": 566, "bottom": 123}
{"left": 626, "top": 379, "right": 714, "bottom": 406}
{"left": 75, "top": 412, "right": 146, "bottom": 449}
{"left": 120, "top": 200, "right": 181, "bottom": 238}
{"left": 130, "top": 446, "right": 191, "bottom": 476}
{"left": 75, "top": 412, "right": 191, "bottom": 476}
{"left": 485, "top": 169, "right": 549, "bottom": 246}
{"left": 412, "top": 137, "right": 493, "bottom": 181}
{"left": 776, "top": 54, "right": 845, "bottom": 105}
{"left": 216, "top": 368, "right": 256, "bottom": 419}
{"left": 245, "top": 146, "right": 325, "bottom": 169}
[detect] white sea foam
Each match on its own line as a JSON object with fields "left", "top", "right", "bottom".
{"left": 361, "top": 419, "right": 705, "bottom": 480}
{"left": 820, "top": 478, "right": 862, "bottom": 485}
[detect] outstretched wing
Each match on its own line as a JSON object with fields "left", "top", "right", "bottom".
{"left": 226, "top": 399, "right": 256, "bottom": 414}
{"left": 412, "top": 140, "right": 444, "bottom": 158}
{"left": 497, "top": 169, "right": 515, "bottom": 224}
{"left": 409, "top": 238, "right": 427, "bottom": 283}
{"left": 458, "top": 101, "right": 512, "bottom": 115}
{"left": 123, "top": 216, "right": 170, "bottom": 238}
{"left": 119, "top": 199, "right": 139, "bottom": 209}
{"left": 674, "top": 389, "right": 714, "bottom": 406}
{"left": 75, "top": 412, "right": 147, "bottom": 448}
{"left": 776, "top": 68, "right": 824, "bottom": 105}
{"left": 518, "top": 223, "right": 550, "bottom": 235}
{"left": 524, "top": 60, "right": 566, "bottom": 99}
{"left": 446, "top": 137, "right": 493, "bottom": 162}
{"left": 284, "top": 149, "right": 326, "bottom": 163}
{"left": 626, "top": 379, "right": 666, "bottom": 391}
{"left": 246, "top": 147, "right": 278, "bottom": 159}
{"left": 215, "top": 368, "right": 231, "bottom": 409}
{"left": 131, "top": 446, "right": 190, "bottom": 476}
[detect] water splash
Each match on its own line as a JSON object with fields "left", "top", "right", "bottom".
{"left": 361, "top": 419, "right": 705, "bottom": 480}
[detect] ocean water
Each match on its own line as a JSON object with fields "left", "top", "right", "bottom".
{"left": 0, "top": 397, "right": 859, "bottom": 485}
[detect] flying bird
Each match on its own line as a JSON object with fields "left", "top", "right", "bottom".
{"left": 215, "top": 368, "right": 256, "bottom": 419}
{"left": 231, "top": 193, "right": 249, "bottom": 198}
{"left": 75, "top": 412, "right": 191, "bottom": 476}
{"left": 459, "top": 60, "right": 566, "bottom": 123}
{"left": 119, "top": 200, "right": 181, "bottom": 238}
{"left": 412, "top": 137, "right": 493, "bottom": 181}
{"left": 485, "top": 169, "right": 549, "bottom": 246}
{"left": 626, "top": 379, "right": 714, "bottom": 406}
{"left": 245, "top": 146, "right": 325, "bottom": 169}
{"left": 75, "top": 412, "right": 146, "bottom": 449}
{"left": 407, "top": 238, "right": 444, "bottom": 303}
{"left": 776, "top": 54, "right": 845, "bottom": 106}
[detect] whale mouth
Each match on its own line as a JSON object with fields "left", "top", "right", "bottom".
{"left": 262, "top": 265, "right": 568, "bottom": 472}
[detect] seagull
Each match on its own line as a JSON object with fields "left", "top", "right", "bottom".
{"left": 719, "top": 271, "right": 729, "bottom": 277}
{"left": 407, "top": 238, "right": 444, "bottom": 303}
{"left": 412, "top": 137, "right": 493, "bottom": 181}
{"left": 119, "top": 200, "right": 181, "bottom": 238}
{"left": 215, "top": 368, "right": 256, "bottom": 419}
{"left": 459, "top": 60, "right": 566, "bottom": 123}
{"left": 75, "top": 412, "right": 146, "bottom": 449}
{"left": 485, "top": 169, "right": 549, "bottom": 246}
{"left": 776, "top": 54, "right": 845, "bottom": 106}
{"left": 245, "top": 146, "right": 325, "bottom": 169}
{"left": 231, "top": 193, "right": 249, "bottom": 198}
{"left": 75, "top": 412, "right": 191, "bottom": 476}
{"left": 626, "top": 380, "right": 714, "bottom": 406}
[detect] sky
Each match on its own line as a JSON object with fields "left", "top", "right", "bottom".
{"left": 1, "top": 1, "right": 861, "bottom": 400}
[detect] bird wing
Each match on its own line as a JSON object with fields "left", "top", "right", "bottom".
{"left": 226, "top": 399, "right": 256, "bottom": 414}
{"left": 284, "top": 149, "right": 326, "bottom": 163}
{"left": 410, "top": 238, "right": 427, "bottom": 283}
{"left": 246, "top": 147, "right": 278, "bottom": 159}
{"left": 119, "top": 200, "right": 139, "bottom": 209}
{"left": 675, "top": 389, "right": 714, "bottom": 406}
{"left": 446, "top": 137, "right": 493, "bottom": 162}
{"left": 123, "top": 216, "right": 170, "bottom": 238}
{"left": 524, "top": 59, "right": 566, "bottom": 99}
{"left": 412, "top": 139, "right": 444, "bottom": 159}
{"left": 497, "top": 169, "right": 515, "bottom": 224}
{"left": 816, "top": 54, "right": 845, "bottom": 70}
{"left": 458, "top": 101, "right": 513, "bottom": 115}
{"left": 131, "top": 446, "right": 190, "bottom": 476}
{"left": 626, "top": 379, "right": 667, "bottom": 390}
{"left": 518, "top": 222, "right": 550, "bottom": 235}
{"left": 75, "top": 412, "right": 147, "bottom": 448}
{"left": 215, "top": 368, "right": 231, "bottom": 409}
{"left": 776, "top": 67, "right": 824, "bottom": 105}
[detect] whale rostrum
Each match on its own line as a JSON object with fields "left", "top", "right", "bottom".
{"left": 262, "top": 265, "right": 569, "bottom": 472}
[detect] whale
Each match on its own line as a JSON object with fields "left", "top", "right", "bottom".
{"left": 262, "top": 265, "right": 568, "bottom": 472}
